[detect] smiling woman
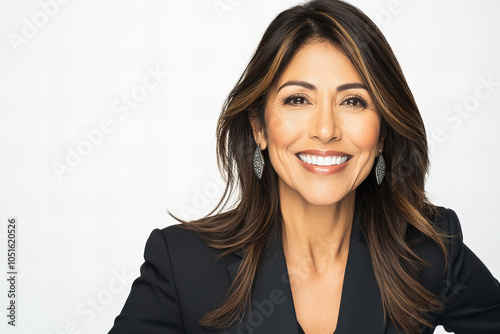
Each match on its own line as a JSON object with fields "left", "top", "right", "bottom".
{"left": 258, "top": 41, "right": 382, "bottom": 207}
{"left": 256, "top": 42, "right": 383, "bottom": 332}
{"left": 108, "top": 1, "right": 500, "bottom": 333}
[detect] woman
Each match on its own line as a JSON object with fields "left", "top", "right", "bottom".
{"left": 108, "top": 0, "right": 500, "bottom": 333}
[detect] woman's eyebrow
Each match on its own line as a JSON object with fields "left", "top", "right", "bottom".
{"left": 336, "top": 82, "right": 367, "bottom": 92}
{"left": 276, "top": 80, "right": 367, "bottom": 93}
{"left": 276, "top": 80, "right": 316, "bottom": 93}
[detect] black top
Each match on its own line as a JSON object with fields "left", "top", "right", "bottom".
{"left": 298, "top": 322, "right": 305, "bottom": 334}
{"left": 108, "top": 206, "right": 500, "bottom": 333}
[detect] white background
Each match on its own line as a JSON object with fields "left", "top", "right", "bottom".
{"left": 1, "top": 0, "right": 499, "bottom": 333}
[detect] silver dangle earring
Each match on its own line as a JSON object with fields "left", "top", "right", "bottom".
{"left": 253, "top": 143, "right": 265, "bottom": 179}
{"left": 375, "top": 149, "right": 385, "bottom": 185}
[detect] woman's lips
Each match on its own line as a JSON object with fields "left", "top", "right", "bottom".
{"left": 295, "top": 150, "right": 352, "bottom": 175}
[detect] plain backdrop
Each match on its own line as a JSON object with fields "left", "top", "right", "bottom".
{"left": 1, "top": 1, "right": 499, "bottom": 333}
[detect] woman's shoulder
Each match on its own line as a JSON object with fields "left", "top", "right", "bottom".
{"left": 144, "top": 223, "right": 240, "bottom": 274}
{"left": 429, "top": 206, "right": 462, "bottom": 235}
{"left": 149, "top": 223, "right": 227, "bottom": 259}
{"left": 411, "top": 206, "right": 463, "bottom": 255}
{"left": 415, "top": 205, "right": 463, "bottom": 252}
{"left": 408, "top": 206, "right": 462, "bottom": 256}
{"left": 415, "top": 205, "right": 492, "bottom": 301}
{"left": 156, "top": 223, "right": 205, "bottom": 245}
{"left": 412, "top": 206, "right": 463, "bottom": 292}
{"left": 417, "top": 206, "right": 500, "bottom": 330}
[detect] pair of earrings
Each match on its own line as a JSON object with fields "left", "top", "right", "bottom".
{"left": 253, "top": 144, "right": 385, "bottom": 185}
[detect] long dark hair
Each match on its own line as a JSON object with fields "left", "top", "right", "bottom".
{"left": 168, "top": 1, "right": 449, "bottom": 333}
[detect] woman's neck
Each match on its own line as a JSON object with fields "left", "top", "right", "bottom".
{"left": 280, "top": 181, "right": 355, "bottom": 274}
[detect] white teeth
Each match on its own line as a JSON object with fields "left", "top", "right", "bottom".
{"left": 298, "top": 154, "right": 348, "bottom": 166}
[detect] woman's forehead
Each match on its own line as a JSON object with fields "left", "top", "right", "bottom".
{"left": 273, "top": 41, "right": 363, "bottom": 93}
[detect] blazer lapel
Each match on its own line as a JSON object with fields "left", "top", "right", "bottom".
{"left": 226, "top": 233, "right": 300, "bottom": 333}
{"left": 334, "top": 208, "right": 387, "bottom": 333}
{"left": 225, "top": 204, "right": 387, "bottom": 334}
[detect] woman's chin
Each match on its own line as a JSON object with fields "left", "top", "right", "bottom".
{"left": 299, "top": 191, "right": 352, "bottom": 207}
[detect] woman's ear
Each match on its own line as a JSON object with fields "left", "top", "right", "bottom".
{"left": 378, "top": 120, "right": 387, "bottom": 152}
{"left": 248, "top": 111, "right": 267, "bottom": 150}
{"left": 378, "top": 136, "right": 384, "bottom": 152}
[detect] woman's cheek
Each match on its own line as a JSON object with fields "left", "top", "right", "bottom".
{"left": 348, "top": 114, "right": 381, "bottom": 149}
{"left": 267, "top": 113, "right": 303, "bottom": 145}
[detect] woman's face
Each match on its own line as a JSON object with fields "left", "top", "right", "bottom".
{"left": 252, "top": 41, "right": 382, "bottom": 206}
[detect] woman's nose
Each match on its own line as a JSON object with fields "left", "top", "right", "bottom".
{"left": 309, "top": 101, "right": 341, "bottom": 142}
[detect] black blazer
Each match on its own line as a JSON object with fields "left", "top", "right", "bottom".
{"left": 108, "top": 207, "right": 500, "bottom": 333}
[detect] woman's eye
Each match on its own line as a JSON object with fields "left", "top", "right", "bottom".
{"left": 284, "top": 95, "right": 308, "bottom": 105}
{"left": 342, "top": 97, "right": 367, "bottom": 108}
